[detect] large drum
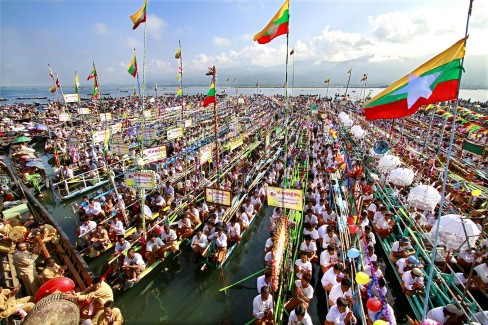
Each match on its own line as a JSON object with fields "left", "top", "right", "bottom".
{"left": 23, "top": 293, "right": 80, "bottom": 325}
{"left": 8, "top": 226, "right": 27, "bottom": 242}
{"left": 35, "top": 277, "right": 76, "bottom": 302}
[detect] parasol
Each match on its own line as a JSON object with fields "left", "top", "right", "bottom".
{"left": 13, "top": 136, "right": 32, "bottom": 143}
{"left": 378, "top": 155, "right": 401, "bottom": 172}
{"left": 428, "top": 214, "right": 481, "bottom": 250}
{"left": 407, "top": 185, "right": 441, "bottom": 211}
{"left": 34, "top": 123, "right": 48, "bottom": 131}
{"left": 387, "top": 168, "right": 415, "bottom": 187}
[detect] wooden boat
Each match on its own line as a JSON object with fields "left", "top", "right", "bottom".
{"left": 9, "top": 145, "right": 49, "bottom": 196}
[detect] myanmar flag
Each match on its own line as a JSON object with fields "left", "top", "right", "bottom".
{"left": 127, "top": 55, "right": 137, "bottom": 78}
{"left": 49, "top": 85, "right": 56, "bottom": 93}
{"left": 204, "top": 79, "right": 216, "bottom": 107}
{"left": 75, "top": 71, "right": 80, "bottom": 93}
{"left": 364, "top": 38, "right": 466, "bottom": 120}
{"left": 253, "top": 0, "right": 289, "bottom": 44}
{"left": 176, "top": 86, "right": 183, "bottom": 96}
{"left": 87, "top": 68, "right": 97, "bottom": 80}
{"left": 92, "top": 80, "right": 99, "bottom": 99}
{"left": 175, "top": 48, "right": 181, "bottom": 59}
{"left": 130, "top": 0, "right": 147, "bottom": 30}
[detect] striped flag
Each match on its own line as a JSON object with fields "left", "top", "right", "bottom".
{"left": 130, "top": 0, "right": 148, "bottom": 30}
{"left": 127, "top": 54, "right": 138, "bottom": 78}
{"left": 75, "top": 71, "right": 80, "bottom": 93}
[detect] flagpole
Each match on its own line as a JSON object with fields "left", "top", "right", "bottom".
{"left": 362, "top": 75, "right": 368, "bottom": 102}
{"left": 211, "top": 67, "right": 220, "bottom": 187}
{"left": 48, "top": 64, "right": 60, "bottom": 104}
{"left": 179, "top": 40, "right": 188, "bottom": 195}
{"left": 421, "top": 0, "right": 473, "bottom": 321}
{"left": 344, "top": 68, "right": 352, "bottom": 99}
{"left": 283, "top": 18, "right": 290, "bottom": 189}
{"left": 55, "top": 73, "right": 67, "bottom": 113}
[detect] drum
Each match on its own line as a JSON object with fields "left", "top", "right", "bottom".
{"left": 35, "top": 277, "right": 76, "bottom": 302}
{"left": 23, "top": 293, "right": 80, "bottom": 325}
{"left": 8, "top": 226, "right": 27, "bottom": 242}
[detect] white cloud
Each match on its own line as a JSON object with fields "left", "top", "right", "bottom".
{"left": 95, "top": 23, "right": 109, "bottom": 36}
{"left": 213, "top": 37, "right": 231, "bottom": 46}
{"left": 124, "top": 37, "right": 142, "bottom": 50}
{"left": 146, "top": 14, "right": 168, "bottom": 40}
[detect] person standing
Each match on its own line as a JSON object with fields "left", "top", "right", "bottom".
{"left": 13, "top": 242, "right": 41, "bottom": 296}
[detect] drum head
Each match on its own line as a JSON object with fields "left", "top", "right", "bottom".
{"left": 8, "top": 226, "right": 26, "bottom": 242}
{"left": 24, "top": 294, "right": 80, "bottom": 325}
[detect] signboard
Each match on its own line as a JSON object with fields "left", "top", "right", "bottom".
{"left": 311, "top": 104, "right": 318, "bottom": 114}
{"left": 125, "top": 170, "right": 156, "bottom": 189}
{"left": 138, "top": 129, "right": 157, "bottom": 141}
{"left": 78, "top": 107, "right": 90, "bottom": 114}
{"left": 199, "top": 144, "right": 213, "bottom": 165}
{"left": 92, "top": 130, "right": 110, "bottom": 143}
{"left": 463, "top": 140, "right": 485, "bottom": 155}
{"left": 167, "top": 127, "right": 184, "bottom": 140}
{"left": 111, "top": 143, "right": 129, "bottom": 155}
{"left": 142, "top": 146, "right": 167, "bottom": 163}
{"left": 100, "top": 113, "right": 112, "bottom": 122}
{"left": 205, "top": 187, "right": 232, "bottom": 207}
{"left": 226, "top": 138, "right": 243, "bottom": 151}
{"left": 266, "top": 186, "right": 304, "bottom": 211}
{"left": 111, "top": 123, "right": 122, "bottom": 134}
{"left": 184, "top": 119, "right": 192, "bottom": 128}
{"left": 143, "top": 110, "right": 152, "bottom": 117}
{"left": 63, "top": 93, "right": 79, "bottom": 103}
{"left": 59, "top": 113, "right": 71, "bottom": 122}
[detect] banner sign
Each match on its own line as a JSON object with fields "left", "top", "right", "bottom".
{"left": 110, "top": 143, "right": 128, "bottom": 155}
{"left": 184, "top": 119, "right": 192, "bottom": 128}
{"left": 143, "top": 110, "right": 152, "bottom": 117}
{"left": 199, "top": 144, "right": 213, "bottom": 165}
{"left": 58, "top": 113, "right": 71, "bottom": 122}
{"left": 63, "top": 93, "right": 79, "bottom": 103}
{"left": 205, "top": 187, "right": 232, "bottom": 207}
{"left": 165, "top": 105, "right": 182, "bottom": 112}
{"left": 100, "top": 113, "right": 112, "bottom": 122}
{"left": 92, "top": 130, "right": 110, "bottom": 143}
{"left": 111, "top": 123, "right": 122, "bottom": 134}
{"left": 125, "top": 170, "right": 156, "bottom": 189}
{"left": 226, "top": 138, "right": 243, "bottom": 151}
{"left": 138, "top": 129, "right": 157, "bottom": 141}
{"left": 266, "top": 186, "right": 304, "bottom": 211}
{"left": 78, "top": 107, "right": 90, "bottom": 114}
{"left": 463, "top": 140, "right": 485, "bottom": 155}
{"left": 167, "top": 127, "right": 184, "bottom": 140}
{"left": 311, "top": 104, "right": 318, "bottom": 114}
{"left": 143, "top": 146, "right": 167, "bottom": 163}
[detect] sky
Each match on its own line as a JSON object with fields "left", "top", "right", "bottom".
{"left": 0, "top": 0, "right": 487, "bottom": 89}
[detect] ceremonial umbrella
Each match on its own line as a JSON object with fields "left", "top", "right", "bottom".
{"left": 429, "top": 214, "right": 481, "bottom": 250}
{"left": 378, "top": 155, "right": 401, "bottom": 172}
{"left": 34, "top": 123, "right": 48, "bottom": 131}
{"left": 13, "top": 136, "right": 32, "bottom": 143}
{"left": 387, "top": 167, "right": 415, "bottom": 187}
{"left": 407, "top": 185, "right": 441, "bottom": 211}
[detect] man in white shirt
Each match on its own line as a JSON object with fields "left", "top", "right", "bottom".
{"left": 122, "top": 248, "right": 145, "bottom": 282}
{"left": 474, "top": 261, "right": 488, "bottom": 289}
{"left": 396, "top": 255, "right": 420, "bottom": 276}
{"left": 112, "top": 235, "right": 130, "bottom": 257}
{"left": 328, "top": 278, "right": 353, "bottom": 307}
{"left": 321, "top": 263, "right": 343, "bottom": 292}
{"left": 284, "top": 273, "right": 314, "bottom": 311}
{"left": 324, "top": 297, "right": 355, "bottom": 325}
{"left": 294, "top": 253, "right": 312, "bottom": 280}
{"left": 160, "top": 225, "right": 179, "bottom": 254}
{"left": 256, "top": 271, "right": 273, "bottom": 294}
{"left": 320, "top": 245, "right": 338, "bottom": 273}
{"left": 402, "top": 267, "right": 424, "bottom": 296}
{"left": 288, "top": 305, "right": 312, "bottom": 325}
{"left": 86, "top": 198, "right": 105, "bottom": 219}
{"left": 227, "top": 218, "right": 241, "bottom": 245}
{"left": 389, "top": 237, "right": 415, "bottom": 263}
{"left": 145, "top": 234, "right": 164, "bottom": 264}
{"left": 191, "top": 230, "right": 208, "bottom": 257}
{"left": 252, "top": 286, "right": 274, "bottom": 325}
{"left": 299, "top": 235, "right": 318, "bottom": 264}
{"left": 426, "top": 304, "right": 463, "bottom": 325}
{"left": 214, "top": 228, "right": 228, "bottom": 264}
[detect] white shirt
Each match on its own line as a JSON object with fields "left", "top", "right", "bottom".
{"left": 264, "top": 238, "right": 273, "bottom": 251}
{"left": 426, "top": 307, "right": 447, "bottom": 325}
{"left": 109, "top": 220, "right": 125, "bottom": 235}
{"left": 146, "top": 238, "right": 163, "bottom": 252}
{"left": 325, "top": 305, "right": 350, "bottom": 324}
{"left": 396, "top": 258, "right": 408, "bottom": 275}
{"left": 295, "top": 259, "right": 312, "bottom": 279}
{"left": 391, "top": 241, "right": 412, "bottom": 253}
{"left": 227, "top": 223, "right": 241, "bottom": 237}
{"left": 329, "top": 283, "right": 352, "bottom": 306}
{"left": 288, "top": 310, "right": 313, "bottom": 325}
{"left": 474, "top": 263, "right": 488, "bottom": 283}
{"left": 294, "top": 279, "right": 314, "bottom": 303}
{"left": 240, "top": 212, "right": 250, "bottom": 226}
{"left": 161, "top": 229, "right": 177, "bottom": 243}
{"left": 303, "top": 228, "right": 319, "bottom": 241}
{"left": 402, "top": 270, "right": 424, "bottom": 290}
{"left": 452, "top": 272, "right": 468, "bottom": 285}
{"left": 114, "top": 241, "right": 130, "bottom": 253}
{"left": 216, "top": 233, "right": 227, "bottom": 248}
{"left": 123, "top": 253, "right": 144, "bottom": 266}
{"left": 79, "top": 221, "right": 97, "bottom": 236}
{"left": 323, "top": 234, "right": 341, "bottom": 249}
{"left": 191, "top": 234, "right": 208, "bottom": 248}
{"left": 257, "top": 275, "right": 272, "bottom": 293}
{"left": 321, "top": 268, "right": 339, "bottom": 288}
{"left": 299, "top": 241, "right": 317, "bottom": 254}
{"left": 320, "top": 250, "right": 338, "bottom": 269}
{"left": 252, "top": 294, "right": 274, "bottom": 319}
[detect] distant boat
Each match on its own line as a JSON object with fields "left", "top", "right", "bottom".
{"left": 15, "top": 97, "right": 47, "bottom": 100}
{"left": 120, "top": 90, "right": 129, "bottom": 93}
{"left": 101, "top": 93, "right": 110, "bottom": 96}
{"left": 0, "top": 98, "right": 7, "bottom": 101}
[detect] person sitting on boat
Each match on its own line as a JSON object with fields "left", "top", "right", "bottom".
{"left": 0, "top": 284, "right": 35, "bottom": 320}
{"left": 304, "top": 210, "right": 318, "bottom": 229}
{"left": 367, "top": 198, "right": 382, "bottom": 220}
{"left": 77, "top": 196, "right": 90, "bottom": 215}
{"left": 237, "top": 206, "right": 251, "bottom": 231}
{"left": 303, "top": 222, "right": 319, "bottom": 242}
{"left": 37, "top": 222, "right": 57, "bottom": 243}
{"left": 64, "top": 275, "right": 114, "bottom": 321}
{"left": 62, "top": 165, "right": 74, "bottom": 179}
{"left": 197, "top": 201, "right": 209, "bottom": 220}
{"left": 426, "top": 304, "right": 464, "bottom": 325}
{"left": 401, "top": 267, "right": 425, "bottom": 296}
{"left": 294, "top": 253, "right": 313, "bottom": 281}
{"left": 299, "top": 234, "right": 318, "bottom": 264}
{"left": 160, "top": 225, "right": 179, "bottom": 254}
{"left": 122, "top": 248, "right": 145, "bottom": 283}
{"left": 191, "top": 230, "right": 208, "bottom": 257}
{"left": 396, "top": 255, "right": 421, "bottom": 276}
{"left": 288, "top": 305, "right": 312, "bottom": 325}
{"left": 213, "top": 227, "right": 228, "bottom": 264}
{"left": 162, "top": 181, "right": 175, "bottom": 204}
{"left": 151, "top": 192, "right": 166, "bottom": 213}
{"left": 186, "top": 204, "right": 201, "bottom": 226}
{"left": 324, "top": 297, "right": 355, "bottom": 325}
{"left": 108, "top": 216, "right": 125, "bottom": 238}
{"left": 321, "top": 263, "right": 344, "bottom": 292}
{"left": 424, "top": 210, "right": 437, "bottom": 232}
{"left": 86, "top": 198, "right": 105, "bottom": 221}
{"left": 41, "top": 257, "right": 66, "bottom": 283}
{"left": 322, "top": 226, "right": 341, "bottom": 250}
{"left": 102, "top": 198, "right": 114, "bottom": 216}
{"left": 322, "top": 206, "right": 337, "bottom": 227}
{"left": 257, "top": 270, "right": 273, "bottom": 294}
{"left": 243, "top": 199, "right": 256, "bottom": 220}
{"left": 90, "top": 224, "right": 110, "bottom": 251}
{"left": 13, "top": 241, "right": 41, "bottom": 297}
{"left": 89, "top": 300, "right": 124, "bottom": 325}
{"left": 176, "top": 214, "right": 192, "bottom": 240}
{"left": 320, "top": 245, "right": 339, "bottom": 273}
{"left": 130, "top": 225, "right": 143, "bottom": 242}
{"left": 473, "top": 259, "right": 488, "bottom": 290}
{"left": 374, "top": 211, "right": 395, "bottom": 239}
{"left": 285, "top": 272, "right": 313, "bottom": 312}
{"left": 328, "top": 278, "right": 353, "bottom": 307}
{"left": 112, "top": 235, "right": 130, "bottom": 260}
{"left": 203, "top": 220, "right": 217, "bottom": 240}
{"left": 389, "top": 237, "right": 415, "bottom": 263}
{"left": 252, "top": 286, "right": 274, "bottom": 325}
{"left": 264, "top": 232, "right": 274, "bottom": 253}
{"left": 145, "top": 234, "right": 165, "bottom": 264}
{"left": 364, "top": 261, "right": 383, "bottom": 279}
{"left": 227, "top": 217, "right": 241, "bottom": 245}
{"left": 250, "top": 192, "right": 262, "bottom": 213}
{"left": 367, "top": 301, "right": 397, "bottom": 325}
